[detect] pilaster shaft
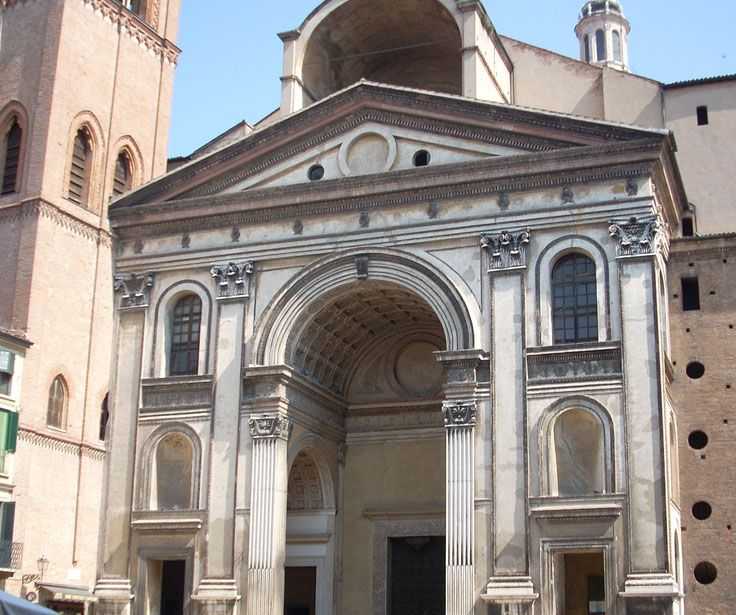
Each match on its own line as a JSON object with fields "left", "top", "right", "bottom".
{"left": 444, "top": 401, "right": 476, "bottom": 615}
{"left": 245, "top": 414, "right": 292, "bottom": 615}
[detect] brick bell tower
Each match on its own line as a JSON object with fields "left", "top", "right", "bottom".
{"left": 0, "top": 0, "right": 180, "bottom": 601}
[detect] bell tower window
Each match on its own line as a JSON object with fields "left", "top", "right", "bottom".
{"left": 113, "top": 150, "right": 133, "bottom": 198}
{"left": 68, "top": 128, "right": 93, "bottom": 207}
{"left": 1, "top": 118, "right": 21, "bottom": 195}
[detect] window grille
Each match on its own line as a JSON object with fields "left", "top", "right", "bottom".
{"left": 552, "top": 254, "right": 599, "bottom": 344}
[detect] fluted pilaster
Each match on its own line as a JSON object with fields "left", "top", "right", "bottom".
{"left": 245, "top": 414, "right": 292, "bottom": 615}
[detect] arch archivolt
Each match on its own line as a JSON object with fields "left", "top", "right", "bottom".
{"left": 253, "top": 248, "right": 480, "bottom": 374}
{"left": 287, "top": 432, "right": 337, "bottom": 512}
{"left": 63, "top": 110, "right": 106, "bottom": 212}
{"left": 136, "top": 422, "right": 203, "bottom": 511}
{"left": 535, "top": 235, "right": 613, "bottom": 347}
{"left": 109, "top": 135, "right": 146, "bottom": 194}
{"left": 150, "top": 279, "right": 213, "bottom": 378}
{"left": 538, "top": 396, "right": 616, "bottom": 497}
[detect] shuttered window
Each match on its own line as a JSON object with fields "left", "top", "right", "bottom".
{"left": 113, "top": 151, "right": 133, "bottom": 198}
{"left": 1, "top": 119, "right": 21, "bottom": 195}
{"left": 0, "top": 502, "right": 15, "bottom": 568}
{"left": 68, "top": 128, "right": 93, "bottom": 206}
{"left": 0, "top": 410, "right": 18, "bottom": 454}
{"left": 47, "top": 375, "right": 68, "bottom": 430}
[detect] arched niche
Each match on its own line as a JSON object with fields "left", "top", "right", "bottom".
{"left": 297, "top": 0, "right": 463, "bottom": 102}
{"left": 540, "top": 397, "right": 615, "bottom": 497}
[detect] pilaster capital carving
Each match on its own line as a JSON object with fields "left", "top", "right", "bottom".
{"left": 443, "top": 401, "right": 477, "bottom": 428}
{"left": 248, "top": 414, "right": 292, "bottom": 441}
{"left": 210, "top": 262, "right": 254, "bottom": 301}
{"left": 113, "top": 272, "right": 155, "bottom": 311}
{"left": 481, "top": 229, "right": 531, "bottom": 272}
{"left": 608, "top": 216, "right": 663, "bottom": 258}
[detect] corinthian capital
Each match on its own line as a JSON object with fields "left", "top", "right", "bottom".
{"left": 443, "top": 401, "right": 477, "bottom": 428}
{"left": 210, "top": 262, "right": 254, "bottom": 301}
{"left": 113, "top": 272, "right": 155, "bottom": 310}
{"left": 481, "top": 229, "right": 531, "bottom": 272}
{"left": 609, "top": 216, "right": 662, "bottom": 258}
{"left": 248, "top": 414, "right": 292, "bottom": 441}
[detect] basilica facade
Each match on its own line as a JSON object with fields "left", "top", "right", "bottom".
{"left": 89, "top": 1, "right": 736, "bottom": 614}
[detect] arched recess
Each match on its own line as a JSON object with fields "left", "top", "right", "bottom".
{"left": 287, "top": 434, "right": 336, "bottom": 512}
{"left": 254, "top": 249, "right": 479, "bottom": 370}
{"left": 297, "top": 0, "right": 463, "bottom": 101}
{"left": 151, "top": 280, "right": 213, "bottom": 378}
{"left": 63, "top": 111, "right": 106, "bottom": 212}
{"left": 137, "top": 423, "right": 203, "bottom": 511}
{"left": 0, "top": 101, "right": 30, "bottom": 196}
{"left": 109, "top": 135, "right": 145, "bottom": 200}
{"left": 539, "top": 397, "right": 615, "bottom": 497}
{"left": 535, "top": 235, "right": 612, "bottom": 346}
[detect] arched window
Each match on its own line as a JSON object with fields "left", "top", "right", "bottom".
{"left": 288, "top": 451, "right": 324, "bottom": 511}
{"left": 154, "top": 433, "right": 193, "bottom": 511}
{"left": 112, "top": 150, "right": 133, "bottom": 198}
{"left": 583, "top": 34, "right": 591, "bottom": 63}
{"left": 612, "top": 30, "right": 622, "bottom": 63}
{"left": 552, "top": 254, "right": 599, "bottom": 344}
{"left": 552, "top": 409, "right": 606, "bottom": 496}
{"left": 1, "top": 118, "right": 21, "bottom": 195}
{"left": 47, "top": 376, "right": 69, "bottom": 430}
{"left": 169, "top": 295, "right": 203, "bottom": 376}
{"left": 595, "top": 29, "right": 607, "bottom": 62}
{"left": 68, "top": 127, "right": 93, "bottom": 207}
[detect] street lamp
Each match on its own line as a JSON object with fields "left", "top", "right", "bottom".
{"left": 36, "top": 555, "right": 49, "bottom": 581}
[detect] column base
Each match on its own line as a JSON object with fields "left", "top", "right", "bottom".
{"left": 481, "top": 577, "right": 538, "bottom": 615}
{"left": 93, "top": 578, "right": 133, "bottom": 615}
{"left": 192, "top": 579, "right": 240, "bottom": 615}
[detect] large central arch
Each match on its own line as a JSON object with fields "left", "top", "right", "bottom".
{"left": 298, "top": 0, "right": 463, "bottom": 101}
{"left": 254, "top": 248, "right": 479, "bottom": 372}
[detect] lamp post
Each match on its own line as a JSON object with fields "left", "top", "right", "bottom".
{"left": 36, "top": 555, "right": 49, "bottom": 582}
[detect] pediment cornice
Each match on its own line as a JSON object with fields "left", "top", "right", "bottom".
{"left": 115, "top": 82, "right": 669, "bottom": 208}
{"left": 110, "top": 139, "right": 667, "bottom": 240}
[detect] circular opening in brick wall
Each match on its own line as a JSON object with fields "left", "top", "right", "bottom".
{"left": 308, "top": 164, "right": 325, "bottom": 181}
{"left": 688, "top": 431, "right": 709, "bottom": 450}
{"left": 686, "top": 362, "right": 706, "bottom": 379}
{"left": 692, "top": 501, "right": 713, "bottom": 520}
{"left": 694, "top": 562, "right": 718, "bottom": 585}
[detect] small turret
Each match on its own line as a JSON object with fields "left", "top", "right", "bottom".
{"left": 575, "top": 1, "right": 631, "bottom": 71}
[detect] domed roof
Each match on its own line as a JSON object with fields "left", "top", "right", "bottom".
{"left": 580, "top": 1, "right": 624, "bottom": 19}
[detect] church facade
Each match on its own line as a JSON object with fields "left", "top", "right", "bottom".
{"left": 91, "top": 2, "right": 736, "bottom": 614}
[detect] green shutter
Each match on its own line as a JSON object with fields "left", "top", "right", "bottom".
{"left": 0, "top": 412, "right": 7, "bottom": 455}
{"left": 5, "top": 412, "right": 17, "bottom": 453}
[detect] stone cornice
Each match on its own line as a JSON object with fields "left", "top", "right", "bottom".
{"left": 113, "top": 82, "right": 667, "bottom": 207}
{"left": 111, "top": 141, "right": 664, "bottom": 240}
{"left": 0, "top": 198, "right": 112, "bottom": 245}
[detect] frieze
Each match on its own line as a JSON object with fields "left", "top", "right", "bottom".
{"left": 112, "top": 160, "right": 651, "bottom": 240}
{"left": 526, "top": 344, "right": 622, "bottom": 385}
{"left": 210, "top": 262, "right": 254, "bottom": 300}
{"left": 18, "top": 428, "right": 105, "bottom": 461}
{"left": 248, "top": 414, "right": 292, "bottom": 441}
{"left": 609, "top": 216, "right": 660, "bottom": 258}
{"left": 442, "top": 401, "right": 477, "bottom": 428}
{"left": 114, "top": 272, "right": 155, "bottom": 310}
{"left": 141, "top": 376, "right": 214, "bottom": 412}
{"left": 481, "top": 229, "right": 531, "bottom": 271}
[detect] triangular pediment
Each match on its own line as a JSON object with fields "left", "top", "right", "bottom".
{"left": 114, "top": 81, "right": 669, "bottom": 208}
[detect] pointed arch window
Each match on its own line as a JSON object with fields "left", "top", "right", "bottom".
{"left": 2, "top": 118, "right": 22, "bottom": 195}
{"left": 113, "top": 150, "right": 133, "bottom": 198}
{"left": 169, "top": 295, "right": 202, "bottom": 376}
{"left": 612, "top": 30, "right": 622, "bottom": 63}
{"left": 47, "top": 375, "right": 69, "bottom": 430}
{"left": 552, "top": 253, "right": 599, "bottom": 344}
{"left": 68, "top": 128, "right": 93, "bottom": 207}
{"left": 595, "top": 29, "right": 607, "bottom": 62}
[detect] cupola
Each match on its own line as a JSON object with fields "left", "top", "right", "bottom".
{"left": 575, "top": 1, "right": 631, "bottom": 71}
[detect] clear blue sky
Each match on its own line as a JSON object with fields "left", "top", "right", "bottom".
{"left": 168, "top": 0, "right": 735, "bottom": 157}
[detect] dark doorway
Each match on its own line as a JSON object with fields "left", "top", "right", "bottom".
{"left": 284, "top": 566, "right": 316, "bottom": 615}
{"left": 388, "top": 536, "right": 445, "bottom": 615}
{"left": 161, "top": 560, "right": 186, "bottom": 615}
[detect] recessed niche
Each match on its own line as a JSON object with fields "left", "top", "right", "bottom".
{"left": 412, "top": 150, "right": 431, "bottom": 167}
{"left": 308, "top": 164, "right": 325, "bottom": 181}
{"left": 694, "top": 562, "right": 718, "bottom": 585}
{"left": 686, "top": 362, "right": 706, "bottom": 379}
{"left": 688, "top": 431, "right": 708, "bottom": 450}
{"left": 692, "top": 501, "right": 712, "bottom": 520}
